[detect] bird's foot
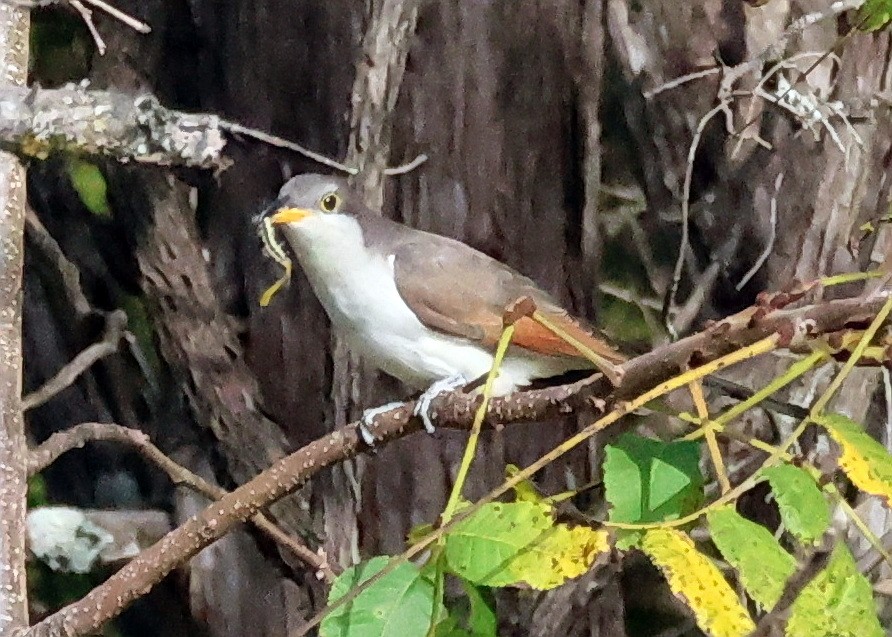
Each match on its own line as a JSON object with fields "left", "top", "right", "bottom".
{"left": 359, "top": 401, "right": 405, "bottom": 447}
{"left": 414, "top": 374, "right": 468, "bottom": 434}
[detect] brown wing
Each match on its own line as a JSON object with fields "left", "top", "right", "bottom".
{"left": 390, "top": 236, "right": 625, "bottom": 364}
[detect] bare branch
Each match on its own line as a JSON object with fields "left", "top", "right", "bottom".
{"left": 69, "top": 0, "right": 105, "bottom": 54}
{"left": 643, "top": 67, "right": 720, "bottom": 99}
{"left": 25, "top": 291, "right": 891, "bottom": 636}
{"left": 79, "top": 0, "right": 149, "bottom": 32}
{"left": 21, "top": 309, "right": 127, "bottom": 412}
{"left": 384, "top": 153, "right": 428, "bottom": 175}
{"left": 662, "top": 101, "right": 733, "bottom": 336}
{"left": 737, "top": 172, "right": 783, "bottom": 291}
{"left": 25, "top": 208, "right": 93, "bottom": 317}
{"left": 3, "top": 0, "right": 150, "bottom": 33}
{"left": 0, "top": 2, "right": 30, "bottom": 632}
{"left": 27, "top": 421, "right": 334, "bottom": 581}
{"left": 220, "top": 120, "right": 357, "bottom": 175}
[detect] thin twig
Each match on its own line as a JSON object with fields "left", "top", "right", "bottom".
{"left": 728, "top": 2, "right": 868, "bottom": 144}
{"left": 25, "top": 208, "right": 92, "bottom": 317}
{"left": 3, "top": 0, "right": 150, "bottom": 33}
{"left": 21, "top": 310, "right": 127, "bottom": 412}
{"left": 220, "top": 121, "right": 357, "bottom": 174}
{"left": 81, "top": 0, "right": 149, "bottom": 32}
{"left": 644, "top": 67, "right": 720, "bottom": 99}
{"left": 661, "top": 102, "right": 732, "bottom": 337}
{"left": 69, "top": 0, "right": 105, "bottom": 54}
{"left": 28, "top": 421, "right": 335, "bottom": 581}
{"left": 383, "top": 152, "right": 428, "bottom": 175}
{"left": 737, "top": 172, "right": 783, "bottom": 291}
{"left": 220, "top": 120, "right": 427, "bottom": 177}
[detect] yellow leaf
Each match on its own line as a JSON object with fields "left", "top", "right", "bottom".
{"left": 510, "top": 524, "right": 609, "bottom": 589}
{"left": 445, "top": 501, "right": 609, "bottom": 590}
{"left": 820, "top": 414, "right": 892, "bottom": 507}
{"left": 641, "top": 528, "right": 755, "bottom": 637}
{"left": 505, "top": 464, "right": 544, "bottom": 503}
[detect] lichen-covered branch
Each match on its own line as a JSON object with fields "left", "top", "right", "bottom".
{"left": 26, "top": 290, "right": 889, "bottom": 636}
{"left": 0, "top": 85, "right": 228, "bottom": 169}
{"left": 0, "top": 3, "right": 30, "bottom": 633}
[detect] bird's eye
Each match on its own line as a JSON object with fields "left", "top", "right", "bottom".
{"left": 320, "top": 192, "right": 340, "bottom": 212}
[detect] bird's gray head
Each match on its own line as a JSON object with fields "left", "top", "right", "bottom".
{"left": 259, "top": 173, "right": 370, "bottom": 258}
{"left": 261, "top": 173, "right": 359, "bottom": 227}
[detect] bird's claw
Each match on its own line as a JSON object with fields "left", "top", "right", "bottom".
{"left": 359, "top": 401, "right": 404, "bottom": 447}
{"left": 414, "top": 374, "right": 468, "bottom": 434}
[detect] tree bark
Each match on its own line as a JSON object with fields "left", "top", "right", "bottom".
{"left": 0, "top": 3, "right": 30, "bottom": 633}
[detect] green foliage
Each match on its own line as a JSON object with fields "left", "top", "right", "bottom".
{"left": 599, "top": 294, "right": 652, "bottom": 343}
{"left": 434, "top": 582, "right": 497, "bottom": 637}
{"left": 706, "top": 506, "right": 795, "bottom": 610}
{"left": 119, "top": 294, "right": 162, "bottom": 377}
{"left": 321, "top": 557, "right": 439, "bottom": 637}
{"left": 462, "top": 582, "right": 497, "bottom": 636}
{"left": 604, "top": 434, "right": 703, "bottom": 546}
{"left": 761, "top": 464, "right": 830, "bottom": 545}
{"left": 857, "top": 0, "right": 892, "bottom": 31}
{"left": 786, "top": 544, "right": 883, "bottom": 637}
{"left": 325, "top": 410, "right": 892, "bottom": 636}
{"left": 819, "top": 413, "right": 892, "bottom": 507}
{"left": 444, "top": 500, "right": 608, "bottom": 590}
{"left": 27, "top": 474, "right": 48, "bottom": 508}
{"left": 67, "top": 158, "right": 112, "bottom": 218}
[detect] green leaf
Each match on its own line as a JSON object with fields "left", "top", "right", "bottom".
{"left": 818, "top": 413, "right": 892, "bottom": 508}
{"left": 463, "top": 581, "right": 497, "bottom": 637}
{"left": 433, "top": 615, "right": 471, "bottom": 637}
{"left": 444, "top": 501, "right": 608, "bottom": 590}
{"left": 321, "top": 557, "right": 437, "bottom": 637}
{"left": 787, "top": 543, "right": 883, "bottom": 637}
{"left": 858, "top": 0, "right": 892, "bottom": 31}
{"left": 707, "top": 506, "right": 796, "bottom": 610}
{"left": 761, "top": 464, "right": 830, "bottom": 545}
{"left": 432, "top": 582, "right": 496, "bottom": 637}
{"left": 67, "top": 159, "right": 111, "bottom": 218}
{"left": 604, "top": 434, "right": 704, "bottom": 525}
{"left": 641, "top": 528, "right": 755, "bottom": 637}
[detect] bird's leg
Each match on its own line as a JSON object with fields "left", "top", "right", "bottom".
{"left": 414, "top": 374, "right": 469, "bottom": 434}
{"left": 359, "top": 401, "right": 405, "bottom": 447}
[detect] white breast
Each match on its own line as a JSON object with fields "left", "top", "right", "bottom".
{"left": 281, "top": 214, "right": 579, "bottom": 393}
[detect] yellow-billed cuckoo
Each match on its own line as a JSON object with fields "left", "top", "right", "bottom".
{"left": 260, "top": 174, "right": 625, "bottom": 436}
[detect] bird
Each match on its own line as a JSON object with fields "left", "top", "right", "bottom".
{"left": 259, "top": 173, "right": 625, "bottom": 437}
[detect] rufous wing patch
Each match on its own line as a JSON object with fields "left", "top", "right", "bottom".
{"left": 512, "top": 312, "right": 626, "bottom": 363}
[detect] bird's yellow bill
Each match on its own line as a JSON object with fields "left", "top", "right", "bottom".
{"left": 270, "top": 207, "right": 312, "bottom": 224}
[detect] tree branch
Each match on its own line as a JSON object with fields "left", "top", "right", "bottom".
{"left": 25, "top": 291, "right": 889, "bottom": 636}
{"left": 0, "top": 86, "right": 228, "bottom": 169}
{"left": 21, "top": 309, "right": 127, "bottom": 412}
{"left": 0, "top": 85, "right": 429, "bottom": 175}
{"left": 0, "top": 2, "right": 30, "bottom": 633}
{"left": 28, "top": 422, "right": 334, "bottom": 581}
